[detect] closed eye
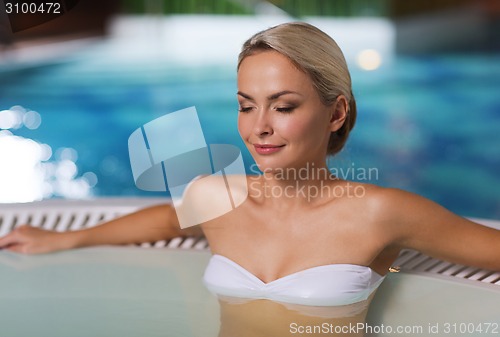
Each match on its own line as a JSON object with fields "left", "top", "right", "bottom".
{"left": 276, "top": 106, "right": 295, "bottom": 113}
{"left": 238, "top": 106, "right": 253, "bottom": 113}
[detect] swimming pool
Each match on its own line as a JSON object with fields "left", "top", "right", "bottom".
{"left": 3, "top": 246, "right": 499, "bottom": 337}
{"left": 0, "top": 199, "right": 498, "bottom": 337}
{"left": 0, "top": 35, "right": 499, "bottom": 219}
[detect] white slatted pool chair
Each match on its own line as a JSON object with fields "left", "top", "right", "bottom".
{"left": 0, "top": 198, "right": 209, "bottom": 250}
{"left": 0, "top": 199, "right": 498, "bottom": 285}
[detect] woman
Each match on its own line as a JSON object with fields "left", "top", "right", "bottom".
{"left": 1, "top": 22, "right": 499, "bottom": 335}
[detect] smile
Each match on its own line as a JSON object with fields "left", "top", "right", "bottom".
{"left": 253, "top": 144, "right": 285, "bottom": 155}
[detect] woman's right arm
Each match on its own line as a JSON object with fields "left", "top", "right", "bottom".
{"left": 0, "top": 203, "right": 201, "bottom": 255}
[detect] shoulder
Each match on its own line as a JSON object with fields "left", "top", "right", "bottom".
{"left": 331, "top": 180, "right": 395, "bottom": 211}
{"left": 351, "top": 184, "right": 427, "bottom": 231}
{"left": 345, "top": 183, "right": 423, "bottom": 214}
{"left": 183, "top": 174, "right": 251, "bottom": 201}
{"left": 361, "top": 186, "right": 500, "bottom": 270}
{"left": 334, "top": 182, "right": 415, "bottom": 237}
{"left": 364, "top": 185, "right": 414, "bottom": 210}
{"left": 362, "top": 186, "right": 448, "bottom": 225}
{"left": 357, "top": 185, "right": 477, "bottom": 247}
{"left": 175, "top": 174, "right": 250, "bottom": 228}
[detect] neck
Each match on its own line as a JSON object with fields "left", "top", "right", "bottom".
{"left": 250, "top": 161, "right": 340, "bottom": 207}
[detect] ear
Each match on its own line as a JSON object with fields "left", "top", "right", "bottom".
{"left": 328, "top": 95, "right": 349, "bottom": 133}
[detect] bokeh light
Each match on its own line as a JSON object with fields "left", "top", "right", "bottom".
{"left": 356, "top": 49, "right": 382, "bottom": 71}
{"left": 0, "top": 105, "right": 97, "bottom": 202}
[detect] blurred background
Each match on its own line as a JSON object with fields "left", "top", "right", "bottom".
{"left": 0, "top": 0, "right": 499, "bottom": 219}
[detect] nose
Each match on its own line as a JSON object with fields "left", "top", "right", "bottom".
{"left": 253, "top": 110, "right": 273, "bottom": 137}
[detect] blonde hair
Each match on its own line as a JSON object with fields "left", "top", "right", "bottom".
{"left": 238, "top": 22, "right": 357, "bottom": 156}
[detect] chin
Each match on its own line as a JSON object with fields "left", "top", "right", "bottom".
{"left": 249, "top": 158, "right": 279, "bottom": 173}
{"left": 248, "top": 150, "right": 310, "bottom": 174}
{"left": 252, "top": 158, "right": 298, "bottom": 174}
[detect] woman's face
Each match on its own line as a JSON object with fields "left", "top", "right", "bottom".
{"left": 237, "top": 50, "right": 343, "bottom": 173}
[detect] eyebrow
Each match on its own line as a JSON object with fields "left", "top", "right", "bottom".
{"left": 237, "top": 90, "right": 302, "bottom": 101}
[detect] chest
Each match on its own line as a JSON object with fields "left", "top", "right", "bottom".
{"left": 202, "top": 203, "right": 383, "bottom": 280}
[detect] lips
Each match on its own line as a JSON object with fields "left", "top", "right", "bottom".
{"left": 253, "top": 144, "right": 285, "bottom": 155}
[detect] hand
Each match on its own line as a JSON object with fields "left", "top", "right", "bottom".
{"left": 0, "top": 225, "right": 68, "bottom": 254}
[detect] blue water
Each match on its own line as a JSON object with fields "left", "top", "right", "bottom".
{"left": 1, "top": 45, "right": 499, "bottom": 219}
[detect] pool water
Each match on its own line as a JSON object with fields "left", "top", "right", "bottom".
{"left": 0, "top": 247, "right": 220, "bottom": 337}
{"left": 0, "top": 41, "right": 499, "bottom": 219}
{"left": 1, "top": 246, "right": 498, "bottom": 337}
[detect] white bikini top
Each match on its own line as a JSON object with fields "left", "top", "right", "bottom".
{"left": 203, "top": 254, "right": 386, "bottom": 308}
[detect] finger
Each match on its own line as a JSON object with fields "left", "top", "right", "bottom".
{"left": 0, "top": 233, "right": 18, "bottom": 249}
{"left": 5, "top": 244, "right": 27, "bottom": 254}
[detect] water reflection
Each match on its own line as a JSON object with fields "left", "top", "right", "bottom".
{"left": 217, "top": 294, "right": 375, "bottom": 337}
{"left": 0, "top": 105, "right": 96, "bottom": 202}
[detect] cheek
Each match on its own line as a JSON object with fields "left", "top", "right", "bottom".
{"left": 275, "top": 115, "right": 318, "bottom": 142}
{"left": 237, "top": 114, "right": 249, "bottom": 139}
{"left": 276, "top": 119, "right": 303, "bottom": 139}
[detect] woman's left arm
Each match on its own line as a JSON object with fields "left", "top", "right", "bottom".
{"left": 380, "top": 188, "right": 500, "bottom": 271}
